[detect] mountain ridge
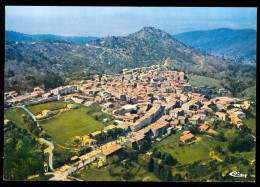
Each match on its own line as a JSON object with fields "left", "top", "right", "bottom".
{"left": 5, "top": 27, "right": 256, "bottom": 96}
{"left": 5, "top": 30, "right": 100, "bottom": 44}
{"left": 173, "top": 28, "right": 256, "bottom": 63}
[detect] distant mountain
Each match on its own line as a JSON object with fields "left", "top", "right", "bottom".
{"left": 174, "top": 28, "right": 256, "bottom": 63}
{"left": 5, "top": 27, "right": 256, "bottom": 95}
{"left": 5, "top": 30, "right": 100, "bottom": 44}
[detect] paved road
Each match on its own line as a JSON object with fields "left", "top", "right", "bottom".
{"left": 49, "top": 156, "right": 97, "bottom": 181}
{"left": 40, "top": 138, "right": 54, "bottom": 170}
{"left": 20, "top": 105, "right": 37, "bottom": 123}
{"left": 18, "top": 105, "right": 54, "bottom": 170}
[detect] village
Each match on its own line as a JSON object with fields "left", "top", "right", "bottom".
{"left": 4, "top": 64, "right": 252, "bottom": 180}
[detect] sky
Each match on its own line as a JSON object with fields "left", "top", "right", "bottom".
{"left": 5, "top": 6, "right": 257, "bottom": 37}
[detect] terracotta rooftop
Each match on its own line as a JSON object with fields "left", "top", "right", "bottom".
{"left": 101, "top": 144, "right": 122, "bottom": 156}
{"left": 180, "top": 133, "right": 195, "bottom": 141}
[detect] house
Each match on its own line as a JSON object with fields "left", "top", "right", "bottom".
{"left": 200, "top": 124, "right": 210, "bottom": 132}
{"left": 64, "top": 95, "right": 72, "bottom": 101}
{"left": 180, "top": 133, "right": 195, "bottom": 143}
{"left": 42, "top": 110, "right": 52, "bottom": 116}
{"left": 103, "top": 102, "right": 115, "bottom": 108}
{"left": 170, "top": 120, "right": 179, "bottom": 127}
{"left": 243, "top": 100, "right": 251, "bottom": 109}
{"left": 33, "top": 86, "right": 44, "bottom": 92}
{"left": 229, "top": 114, "right": 243, "bottom": 127}
{"left": 233, "top": 111, "right": 246, "bottom": 119}
{"left": 97, "top": 144, "right": 122, "bottom": 162}
{"left": 183, "top": 130, "right": 191, "bottom": 135}
{"left": 150, "top": 122, "right": 169, "bottom": 139}
{"left": 103, "top": 125, "right": 117, "bottom": 133}
{"left": 116, "top": 115, "right": 137, "bottom": 123}
{"left": 178, "top": 116, "right": 188, "bottom": 124}
{"left": 91, "top": 131, "right": 102, "bottom": 138}
{"left": 125, "top": 134, "right": 146, "bottom": 149}
{"left": 176, "top": 125, "right": 183, "bottom": 131}
{"left": 42, "top": 92, "right": 52, "bottom": 98}
{"left": 188, "top": 117, "right": 199, "bottom": 125}
{"left": 82, "top": 136, "right": 97, "bottom": 146}
{"left": 71, "top": 156, "right": 80, "bottom": 162}
{"left": 67, "top": 104, "right": 77, "bottom": 109}
{"left": 215, "top": 112, "right": 227, "bottom": 121}
{"left": 130, "top": 116, "right": 152, "bottom": 132}
{"left": 51, "top": 85, "right": 74, "bottom": 95}
{"left": 117, "top": 122, "right": 130, "bottom": 132}
{"left": 71, "top": 97, "right": 84, "bottom": 104}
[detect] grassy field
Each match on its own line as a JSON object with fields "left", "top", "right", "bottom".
{"left": 241, "top": 86, "right": 256, "bottom": 101}
{"left": 39, "top": 106, "right": 106, "bottom": 161}
{"left": 78, "top": 162, "right": 160, "bottom": 181}
{"left": 188, "top": 74, "right": 221, "bottom": 88}
{"left": 4, "top": 107, "right": 31, "bottom": 130}
{"left": 27, "top": 100, "right": 72, "bottom": 115}
{"left": 243, "top": 118, "right": 256, "bottom": 135}
{"left": 79, "top": 165, "right": 119, "bottom": 181}
{"left": 151, "top": 130, "right": 229, "bottom": 165}
{"left": 242, "top": 108, "right": 256, "bottom": 135}
{"left": 40, "top": 107, "right": 105, "bottom": 145}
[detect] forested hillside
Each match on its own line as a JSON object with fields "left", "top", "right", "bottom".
{"left": 5, "top": 27, "right": 256, "bottom": 98}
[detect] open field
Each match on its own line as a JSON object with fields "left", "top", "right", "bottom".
{"left": 27, "top": 100, "right": 72, "bottom": 115}
{"left": 188, "top": 74, "right": 221, "bottom": 88}
{"left": 151, "top": 130, "right": 229, "bottom": 164}
{"left": 241, "top": 86, "right": 256, "bottom": 101}
{"left": 4, "top": 107, "right": 31, "bottom": 130}
{"left": 39, "top": 106, "right": 106, "bottom": 161}
{"left": 242, "top": 109, "right": 256, "bottom": 134}
{"left": 78, "top": 165, "right": 119, "bottom": 181}
{"left": 39, "top": 107, "right": 105, "bottom": 146}
{"left": 78, "top": 161, "right": 160, "bottom": 181}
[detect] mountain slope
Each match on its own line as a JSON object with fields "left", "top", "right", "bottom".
{"left": 174, "top": 28, "right": 256, "bottom": 63}
{"left": 5, "top": 30, "right": 100, "bottom": 44}
{"left": 5, "top": 27, "right": 256, "bottom": 96}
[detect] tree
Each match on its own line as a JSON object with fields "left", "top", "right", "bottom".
{"left": 32, "top": 128, "right": 41, "bottom": 137}
{"left": 172, "top": 173, "right": 182, "bottom": 182}
{"left": 148, "top": 157, "right": 154, "bottom": 172}
{"left": 216, "top": 131, "right": 226, "bottom": 141}
{"left": 209, "top": 103, "right": 218, "bottom": 112}
{"left": 111, "top": 155, "right": 120, "bottom": 164}
{"left": 188, "top": 125, "right": 200, "bottom": 135}
{"left": 214, "top": 145, "right": 224, "bottom": 155}
{"left": 228, "top": 135, "right": 255, "bottom": 153}
{"left": 163, "top": 153, "right": 178, "bottom": 166}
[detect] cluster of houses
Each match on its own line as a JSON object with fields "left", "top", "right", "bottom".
{"left": 4, "top": 64, "right": 252, "bottom": 164}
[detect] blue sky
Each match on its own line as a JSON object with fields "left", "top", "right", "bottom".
{"left": 5, "top": 6, "right": 257, "bottom": 37}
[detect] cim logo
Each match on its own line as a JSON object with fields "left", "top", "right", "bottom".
{"left": 229, "top": 171, "right": 247, "bottom": 178}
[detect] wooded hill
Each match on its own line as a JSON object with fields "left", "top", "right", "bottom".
{"left": 5, "top": 27, "right": 256, "bottom": 97}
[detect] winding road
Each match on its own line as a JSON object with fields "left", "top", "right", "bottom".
{"left": 19, "top": 105, "right": 54, "bottom": 170}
